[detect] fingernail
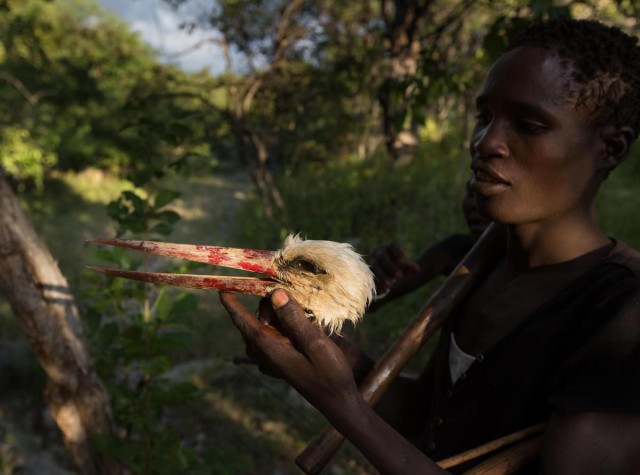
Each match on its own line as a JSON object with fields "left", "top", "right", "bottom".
{"left": 271, "top": 289, "right": 289, "bottom": 309}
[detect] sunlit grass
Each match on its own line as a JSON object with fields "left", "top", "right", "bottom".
{"left": 52, "top": 169, "right": 135, "bottom": 203}
{"left": 2, "top": 149, "right": 640, "bottom": 474}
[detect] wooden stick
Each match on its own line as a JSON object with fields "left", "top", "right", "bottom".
{"left": 462, "top": 435, "right": 543, "bottom": 475}
{"left": 295, "top": 223, "right": 506, "bottom": 474}
{"left": 437, "top": 424, "right": 545, "bottom": 470}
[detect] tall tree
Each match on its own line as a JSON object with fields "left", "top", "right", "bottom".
{"left": 0, "top": 174, "right": 123, "bottom": 475}
{"left": 0, "top": 0, "right": 219, "bottom": 187}
{"left": 376, "top": 0, "right": 478, "bottom": 162}
{"left": 165, "top": 0, "right": 314, "bottom": 217}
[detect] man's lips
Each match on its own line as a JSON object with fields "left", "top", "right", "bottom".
{"left": 470, "top": 163, "right": 510, "bottom": 197}
{"left": 472, "top": 164, "right": 510, "bottom": 185}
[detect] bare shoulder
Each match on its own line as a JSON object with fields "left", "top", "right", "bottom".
{"left": 540, "top": 411, "right": 640, "bottom": 474}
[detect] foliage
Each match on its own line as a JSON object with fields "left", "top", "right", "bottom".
{"left": 0, "top": 0, "right": 221, "bottom": 187}
{"left": 158, "top": 0, "right": 638, "bottom": 224}
{"left": 0, "top": 126, "right": 56, "bottom": 188}
{"left": 2, "top": 0, "right": 639, "bottom": 471}
{"left": 232, "top": 126, "right": 471, "bottom": 355}
{"left": 3, "top": 0, "right": 636, "bottom": 205}
{"left": 82, "top": 178, "right": 218, "bottom": 473}
{"left": 107, "top": 189, "right": 182, "bottom": 237}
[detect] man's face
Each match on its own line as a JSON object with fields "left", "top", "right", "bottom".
{"left": 469, "top": 46, "right": 604, "bottom": 228}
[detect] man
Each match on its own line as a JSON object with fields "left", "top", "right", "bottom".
{"left": 221, "top": 18, "right": 640, "bottom": 473}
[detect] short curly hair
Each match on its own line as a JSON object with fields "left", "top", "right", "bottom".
{"left": 509, "top": 17, "right": 640, "bottom": 139}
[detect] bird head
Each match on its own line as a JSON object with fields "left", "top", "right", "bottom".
{"left": 88, "top": 234, "right": 375, "bottom": 334}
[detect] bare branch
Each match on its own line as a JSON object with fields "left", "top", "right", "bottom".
{"left": 273, "top": 0, "right": 305, "bottom": 63}
{"left": 0, "top": 72, "right": 48, "bottom": 105}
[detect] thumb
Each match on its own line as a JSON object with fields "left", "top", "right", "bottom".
{"left": 270, "top": 289, "right": 323, "bottom": 346}
{"left": 271, "top": 289, "right": 291, "bottom": 309}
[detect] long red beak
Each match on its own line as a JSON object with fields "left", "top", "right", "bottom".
{"left": 87, "top": 238, "right": 280, "bottom": 296}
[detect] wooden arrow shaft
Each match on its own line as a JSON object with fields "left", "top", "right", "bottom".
{"left": 296, "top": 223, "right": 506, "bottom": 474}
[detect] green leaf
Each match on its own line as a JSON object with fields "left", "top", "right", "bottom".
{"left": 151, "top": 222, "right": 174, "bottom": 236}
{"left": 154, "top": 189, "right": 181, "bottom": 209}
{"left": 153, "top": 210, "right": 181, "bottom": 224}
{"left": 124, "top": 221, "right": 148, "bottom": 234}
{"left": 122, "top": 190, "right": 146, "bottom": 215}
{"left": 106, "top": 199, "right": 127, "bottom": 221}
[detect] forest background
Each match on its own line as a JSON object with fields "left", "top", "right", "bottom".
{"left": 1, "top": 0, "right": 639, "bottom": 474}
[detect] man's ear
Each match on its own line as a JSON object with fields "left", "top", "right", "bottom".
{"left": 598, "top": 126, "right": 634, "bottom": 172}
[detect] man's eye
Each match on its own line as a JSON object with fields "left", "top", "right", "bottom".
{"left": 516, "top": 120, "right": 546, "bottom": 133}
{"left": 474, "top": 111, "right": 492, "bottom": 125}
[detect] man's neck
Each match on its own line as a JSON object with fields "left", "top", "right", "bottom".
{"left": 505, "top": 217, "right": 610, "bottom": 273}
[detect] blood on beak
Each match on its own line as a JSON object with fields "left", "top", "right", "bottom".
{"left": 87, "top": 238, "right": 280, "bottom": 296}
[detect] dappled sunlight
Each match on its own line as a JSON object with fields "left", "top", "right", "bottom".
{"left": 164, "top": 171, "right": 253, "bottom": 246}
{"left": 52, "top": 169, "right": 134, "bottom": 205}
{"left": 53, "top": 403, "right": 84, "bottom": 445}
{"left": 3, "top": 1, "right": 640, "bottom": 473}
{"left": 178, "top": 359, "right": 377, "bottom": 474}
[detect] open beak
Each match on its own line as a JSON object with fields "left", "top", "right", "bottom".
{"left": 87, "top": 237, "right": 280, "bottom": 297}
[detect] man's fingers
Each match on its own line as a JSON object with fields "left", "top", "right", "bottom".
{"left": 371, "top": 243, "right": 419, "bottom": 284}
{"left": 270, "top": 289, "right": 324, "bottom": 350}
{"left": 399, "top": 257, "right": 421, "bottom": 274}
{"left": 258, "top": 297, "right": 278, "bottom": 327}
{"left": 387, "top": 242, "right": 405, "bottom": 260}
{"left": 375, "top": 247, "right": 402, "bottom": 279}
{"left": 219, "top": 292, "right": 264, "bottom": 339}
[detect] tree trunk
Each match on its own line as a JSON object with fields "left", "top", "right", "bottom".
{"left": 0, "top": 175, "right": 124, "bottom": 475}
{"left": 378, "top": 0, "right": 428, "bottom": 163}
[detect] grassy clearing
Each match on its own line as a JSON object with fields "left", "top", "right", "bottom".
{"left": 2, "top": 144, "right": 640, "bottom": 473}
{"left": 1, "top": 166, "right": 375, "bottom": 474}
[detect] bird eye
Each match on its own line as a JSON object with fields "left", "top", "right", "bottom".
{"left": 291, "top": 259, "right": 325, "bottom": 274}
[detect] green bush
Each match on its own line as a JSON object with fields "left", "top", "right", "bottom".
{"left": 0, "top": 127, "right": 57, "bottom": 188}
{"left": 233, "top": 134, "right": 472, "bottom": 358}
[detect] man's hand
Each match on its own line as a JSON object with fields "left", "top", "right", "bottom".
{"left": 369, "top": 243, "right": 421, "bottom": 295}
{"left": 220, "top": 289, "right": 361, "bottom": 413}
{"left": 220, "top": 290, "right": 448, "bottom": 475}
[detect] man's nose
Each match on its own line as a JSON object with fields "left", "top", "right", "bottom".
{"left": 471, "top": 121, "right": 508, "bottom": 159}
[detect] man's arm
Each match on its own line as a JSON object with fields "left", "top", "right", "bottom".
{"left": 330, "top": 334, "right": 430, "bottom": 441}
{"left": 369, "top": 234, "right": 476, "bottom": 310}
{"left": 220, "top": 290, "right": 447, "bottom": 475}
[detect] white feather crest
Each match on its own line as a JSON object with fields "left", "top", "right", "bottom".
{"left": 274, "top": 234, "right": 376, "bottom": 334}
